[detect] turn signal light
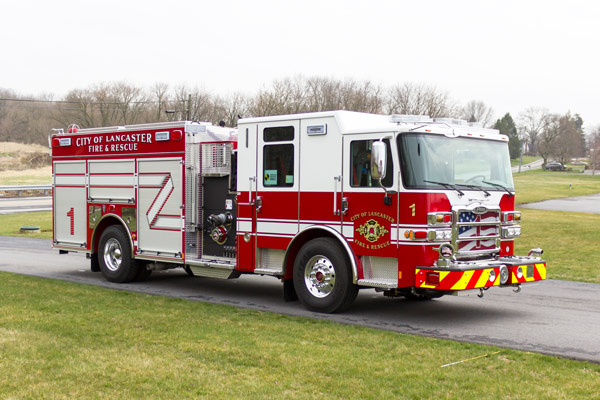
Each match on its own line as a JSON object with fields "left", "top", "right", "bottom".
{"left": 404, "top": 230, "right": 428, "bottom": 240}
{"left": 503, "top": 211, "right": 521, "bottom": 224}
{"left": 427, "top": 212, "right": 452, "bottom": 226}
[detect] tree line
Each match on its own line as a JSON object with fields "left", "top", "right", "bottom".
{"left": 0, "top": 77, "right": 592, "bottom": 165}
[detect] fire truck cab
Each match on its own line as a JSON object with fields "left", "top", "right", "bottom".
{"left": 51, "top": 111, "right": 546, "bottom": 313}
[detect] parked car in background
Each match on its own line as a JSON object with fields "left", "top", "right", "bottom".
{"left": 571, "top": 160, "right": 588, "bottom": 166}
{"left": 544, "top": 161, "right": 565, "bottom": 171}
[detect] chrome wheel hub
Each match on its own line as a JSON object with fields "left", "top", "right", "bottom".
{"left": 103, "top": 238, "right": 122, "bottom": 272}
{"left": 304, "top": 255, "right": 336, "bottom": 298}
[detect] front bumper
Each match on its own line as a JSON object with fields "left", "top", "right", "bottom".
{"left": 415, "top": 257, "right": 546, "bottom": 291}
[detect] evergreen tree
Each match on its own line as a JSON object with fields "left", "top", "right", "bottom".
{"left": 493, "top": 113, "right": 521, "bottom": 159}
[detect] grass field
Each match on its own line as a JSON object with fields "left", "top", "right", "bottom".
{"left": 0, "top": 165, "right": 51, "bottom": 185}
{"left": 510, "top": 155, "right": 540, "bottom": 167}
{"left": 0, "top": 272, "right": 598, "bottom": 399}
{"left": 0, "top": 211, "right": 52, "bottom": 239}
{"left": 513, "top": 168, "right": 600, "bottom": 205}
{"left": 2, "top": 154, "right": 600, "bottom": 397}
{"left": 516, "top": 209, "right": 600, "bottom": 283}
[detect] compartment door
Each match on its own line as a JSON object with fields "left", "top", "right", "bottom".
{"left": 53, "top": 160, "right": 87, "bottom": 247}
{"left": 137, "top": 157, "right": 183, "bottom": 258}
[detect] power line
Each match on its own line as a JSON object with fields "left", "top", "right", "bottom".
{"left": 0, "top": 97, "right": 183, "bottom": 106}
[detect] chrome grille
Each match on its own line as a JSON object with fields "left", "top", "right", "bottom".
{"left": 453, "top": 207, "right": 500, "bottom": 258}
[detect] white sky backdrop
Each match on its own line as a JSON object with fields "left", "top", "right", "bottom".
{"left": 1, "top": 0, "right": 599, "bottom": 129}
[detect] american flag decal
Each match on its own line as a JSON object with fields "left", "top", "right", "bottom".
{"left": 457, "top": 210, "right": 499, "bottom": 252}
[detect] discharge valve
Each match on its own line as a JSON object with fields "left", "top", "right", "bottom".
{"left": 206, "top": 213, "right": 234, "bottom": 245}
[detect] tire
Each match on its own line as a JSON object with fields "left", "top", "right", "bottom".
{"left": 98, "top": 225, "right": 139, "bottom": 283}
{"left": 293, "top": 238, "right": 358, "bottom": 313}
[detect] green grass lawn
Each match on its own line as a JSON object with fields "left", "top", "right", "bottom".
{"left": 0, "top": 272, "right": 598, "bottom": 399}
{"left": 513, "top": 168, "right": 600, "bottom": 205}
{"left": 511, "top": 155, "right": 541, "bottom": 167}
{"left": 516, "top": 209, "right": 600, "bottom": 283}
{"left": 0, "top": 211, "right": 52, "bottom": 239}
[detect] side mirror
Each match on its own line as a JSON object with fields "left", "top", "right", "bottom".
{"left": 370, "top": 140, "right": 387, "bottom": 181}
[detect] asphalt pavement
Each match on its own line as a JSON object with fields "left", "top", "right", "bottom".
{"left": 520, "top": 192, "right": 600, "bottom": 214}
{"left": 1, "top": 236, "right": 599, "bottom": 364}
{"left": 0, "top": 196, "right": 51, "bottom": 214}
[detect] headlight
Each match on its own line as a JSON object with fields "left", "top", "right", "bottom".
{"left": 429, "top": 229, "right": 453, "bottom": 241}
{"left": 502, "top": 226, "right": 521, "bottom": 238}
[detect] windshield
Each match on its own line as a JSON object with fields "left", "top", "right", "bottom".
{"left": 397, "top": 133, "right": 514, "bottom": 191}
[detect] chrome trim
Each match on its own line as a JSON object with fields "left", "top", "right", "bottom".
{"left": 285, "top": 225, "right": 359, "bottom": 284}
{"left": 90, "top": 213, "right": 134, "bottom": 256}
{"left": 452, "top": 205, "right": 501, "bottom": 258}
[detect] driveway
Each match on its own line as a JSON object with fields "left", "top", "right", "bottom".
{"left": 519, "top": 192, "right": 600, "bottom": 214}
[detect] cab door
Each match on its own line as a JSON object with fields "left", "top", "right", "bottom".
{"left": 254, "top": 121, "right": 300, "bottom": 273}
{"left": 343, "top": 134, "right": 398, "bottom": 284}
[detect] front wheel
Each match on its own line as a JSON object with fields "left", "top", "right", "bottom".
{"left": 293, "top": 238, "right": 358, "bottom": 313}
{"left": 98, "top": 225, "right": 139, "bottom": 283}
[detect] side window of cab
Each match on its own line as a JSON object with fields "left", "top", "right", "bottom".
{"left": 350, "top": 139, "right": 393, "bottom": 187}
{"left": 263, "top": 126, "right": 294, "bottom": 187}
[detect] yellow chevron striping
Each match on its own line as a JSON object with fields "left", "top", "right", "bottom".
{"left": 476, "top": 268, "right": 492, "bottom": 288}
{"left": 536, "top": 263, "right": 547, "bottom": 280}
{"left": 451, "top": 270, "right": 475, "bottom": 291}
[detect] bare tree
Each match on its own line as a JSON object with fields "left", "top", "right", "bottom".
{"left": 588, "top": 127, "right": 600, "bottom": 174}
{"left": 220, "top": 92, "right": 249, "bottom": 127}
{"left": 152, "top": 82, "right": 170, "bottom": 122}
{"left": 537, "top": 114, "right": 560, "bottom": 166}
{"left": 518, "top": 107, "right": 550, "bottom": 155}
{"left": 386, "top": 83, "right": 456, "bottom": 117}
{"left": 553, "top": 113, "right": 584, "bottom": 166}
{"left": 460, "top": 100, "right": 494, "bottom": 127}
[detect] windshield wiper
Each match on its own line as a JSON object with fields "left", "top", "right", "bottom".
{"left": 423, "top": 180, "right": 465, "bottom": 196}
{"left": 457, "top": 184, "right": 491, "bottom": 197}
{"left": 482, "top": 180, "right": 514, "bottom": 197}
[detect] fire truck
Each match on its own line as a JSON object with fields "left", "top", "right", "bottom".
{"left": 50, "top": 111, "right": 546, "bottom": 313}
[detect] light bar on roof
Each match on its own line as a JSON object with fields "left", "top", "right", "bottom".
{"left": 389, "top": 114, "right": 433, "bottom": 123}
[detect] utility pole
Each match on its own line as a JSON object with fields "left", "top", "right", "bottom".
{"left": 187, "top": 94, "right": 192, "bottom": 121}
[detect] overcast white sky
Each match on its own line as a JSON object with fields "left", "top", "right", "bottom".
{"left": 1, "top": 0, "right": 599, "bottom": 129}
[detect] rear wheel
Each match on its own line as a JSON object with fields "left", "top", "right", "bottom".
{"left": 98, "top": 225, "right": 139, "bottom": 283}
{"left": 293, "top": 238, "right": 358, "bottom": 313}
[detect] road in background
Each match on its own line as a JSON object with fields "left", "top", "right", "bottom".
{"left": 1, "top": 236, "right": 599, "bottom": 364}
{"left": 520, "top": 193, "right": 600, "bottom": 214}
{"left": 0, "top": 196, "right": 51, "bottom": 214}
{"left": 512, "top": 159, "right": 543, "bottom": 173}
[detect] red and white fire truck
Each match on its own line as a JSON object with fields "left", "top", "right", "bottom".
{"left": 50, "top": 111, "right": 546, "bottom": 312}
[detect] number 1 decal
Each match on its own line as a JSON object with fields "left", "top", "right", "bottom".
{"left": 409, "top": 203, "right": 416, "bottom": 217}
{"left": 66, "top": 207, "right": 75, "bottom": 235}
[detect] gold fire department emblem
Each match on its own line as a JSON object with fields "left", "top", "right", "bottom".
{"left": 356, "top": 219, "right": 389, "bottom": 243}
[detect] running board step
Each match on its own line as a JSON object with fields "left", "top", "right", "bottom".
{"left": 186, "top": 259, "right": 240, "bottom": 279}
